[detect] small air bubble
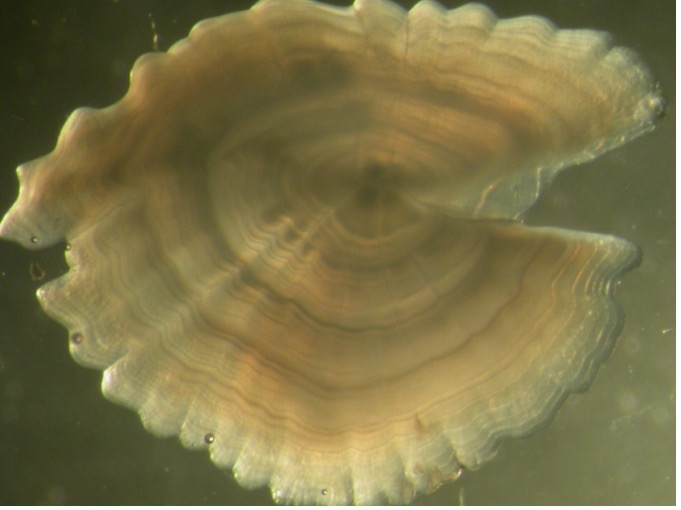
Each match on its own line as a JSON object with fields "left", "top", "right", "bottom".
{"left": 65, "top": 243, "right": 72, "bottom": 251}
{"left": 204, "top": 432, "right": 215, "bottom": 444}
{"left": 70, "top": 332, "right": 84, "bottom": 345}
{"left": 30, "top": 236, "right": 39, "bottom": 244}
{"left": 321, "top": 489, "right": 328, "bottom": 496}
{"left": 650, "top": 92, "right": 668, "bottom": 121}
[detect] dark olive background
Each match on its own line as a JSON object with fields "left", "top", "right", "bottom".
{"left": 0, "top": 0, "right": 674, "bottom": 505}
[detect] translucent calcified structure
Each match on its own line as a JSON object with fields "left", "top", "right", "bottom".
{"left": 0, "top": 0, "right": 664, "bottom": 504}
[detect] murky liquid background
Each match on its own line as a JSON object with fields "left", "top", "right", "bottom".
{"left": 0, "top": 0, "right": 674, "bottom": 505}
